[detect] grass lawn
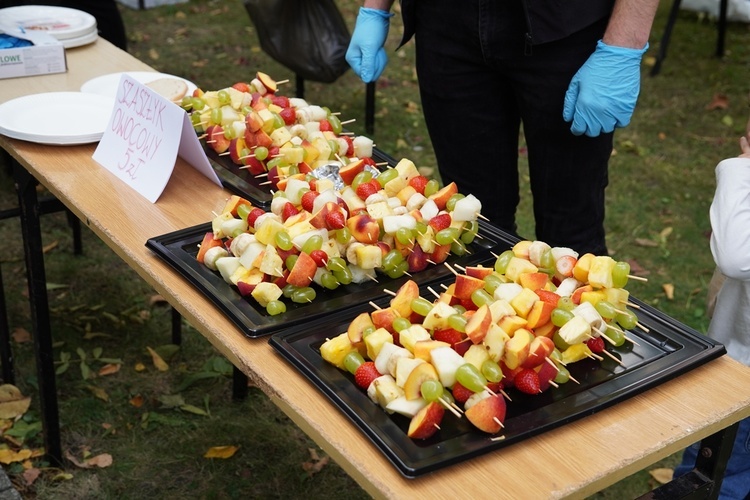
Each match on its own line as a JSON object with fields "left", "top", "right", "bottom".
{"left": 1, "top": 0, "right": 749, "bottom": 497}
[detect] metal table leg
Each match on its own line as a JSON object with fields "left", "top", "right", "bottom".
{"left": 638, "top": 421, "right": 739, "bottom": 499}
{"left": 0, "top": 267, "right": 14, "bottom": 385}
{"left": 11, "top": 160, "right": 62, "bottom": 466}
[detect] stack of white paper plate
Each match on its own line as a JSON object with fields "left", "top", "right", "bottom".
{"left": 0, "top": 5, "right": 98, "bottom": 49}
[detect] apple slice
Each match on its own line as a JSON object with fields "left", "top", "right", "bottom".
{"left": 521, "top": 336, "right": 555, "bottom": 369}
{"left": 386, "top": 395, "right": 428, "bottom": 418}
{"left": 465, "top": 392, "right": 506, "bottom": 434}
{"left": 347, "top": 311, "right": 374, "bottom": 345}
{"left": 286, "top": 251, "right": 317, "bottom": 287}
{"left": 389, "top": 280, "right": 420, "bottom": 319}
{"left": 465, "top": 303, "right": 492, "bottom": 344}
{"left": 407, "top": 401, "right": 445, "bottom": 440}
{"left": 453, "top": 274, "right": 486, "bottom": 300}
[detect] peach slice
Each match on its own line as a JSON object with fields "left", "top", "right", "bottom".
{"left": 465, "top": 393, "right": 506, "bottom": 434}
{"left": 503, "top": 328, "right": 534, "bottom": 370}
{"left": 286, "top": 251, "right": 317, "bottom": 287}
{"left": 465, "top": 303, "right": 492, "bottom": 344}
{"left": 403, "top": 362, "right": 440, "bottom": 400}
{"left": 389, "top": 280, "right": 420, "bottom": 319}
{"left": 453, "top": 274, "right": 486, "bottom": 300}
{"left": 407, "top": 401, "right": 445, "bottom": 440}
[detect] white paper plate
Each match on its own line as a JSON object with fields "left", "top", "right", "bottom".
{"left": 60, "top": 29, "right": 98, "bottom": 49}
{"left": 80, "top": 72, "right": 197, "bottom": 101}
{"left": 0, "top": 5, "right": 96, "bottom": 41}
{"left": 0, "top": 92, "right": 114, "bottom": 145}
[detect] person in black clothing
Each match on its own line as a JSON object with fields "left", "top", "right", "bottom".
{"left": 346, "top": 0, "right": 659, "bottom": 256}
{"left": 0, "top": 0, "right": 127, "bottom": 51}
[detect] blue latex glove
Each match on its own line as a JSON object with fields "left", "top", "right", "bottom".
{"left": 346, "top": 7, "right": 394, "bottom": 83}
{"left": 563, "top": 40, "right": 649, "bottom": 137}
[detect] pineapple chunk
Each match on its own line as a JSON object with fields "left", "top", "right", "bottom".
{"left": 251, "top": 282, "right": 283, "bottom": 308}
{"left": 320, "top": 332, "right": 358, "bottom": 370}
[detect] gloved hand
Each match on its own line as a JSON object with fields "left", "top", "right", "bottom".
{"left": 346, "top": 7, "right": 394, "bottom": 83}
{"left": 563, "top": 40, "right": 648, "bottom": 137}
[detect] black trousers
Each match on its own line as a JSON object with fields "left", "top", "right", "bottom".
{"left": 0, "top": 0, "right": 127, "bottom": 51}
{"left": 413, "top": 0, "right": 613, "bottom": 256}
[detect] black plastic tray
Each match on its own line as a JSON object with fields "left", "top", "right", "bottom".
{"left": 206, "top": 144, "right": 399, "bottom": 209}
{"left": 268, "top": 284, "right": 725, "bottom": 478}
{"left": 146, "top": 221, "right": 519, "bottom": 338}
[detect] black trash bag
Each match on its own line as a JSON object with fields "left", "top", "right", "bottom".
{"left": 244, "top": 0, "right": 351, "bottom": 84}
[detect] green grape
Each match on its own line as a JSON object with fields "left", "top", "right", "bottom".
{"left": 326, "top": 256, "right": 347, "bottom": 273}
{"left": 266, "top": 300, "right": 287, "bottom": 316}
{"left": 376, "top": 168, "right": 399, "bottom": 187}
{"left": 392, "top": 317, "right": 411, "bottom": 333}
{"left": 481, "top": 360, "right": 504, "bottom": 383}
{"left": 554, "top": 365, "right": 571, "bottom": 384}
{"left": 241, "top": 105, "right": 252, "bottom": 115}
{"left": 455, "top": 364, "right": 487, "bottom": 393}
{"left": 301, "top": 235, "right": 324, "bottom": 254}
{"left": 180, "top": 96, "right": 193, "bottom": 110}
{"left": 615, "top": 309, "right": 638, "bottom": 330}
{"left": 386, "top": 261, "right": 409, "bottom": 279}
{"left": 451, "top": 239, "right": 468, "bottom": 256}
{"left": 424, "top": 179, "right": 440, "bottom": 197}
{"left": 396, "top": 227, "right": 414, "bottom": 245}
{"left": 190, "top": 112, "right": 204, "bottom": 132}
{"left": 460, "top": 220, "right": 478, "bottom": 244}
{"left": 435, "top": 227, "right": 460, "bottom": 246}
{"left": 285, "top": 254, "right": 298, "bottom": 271}
{"left": 333, "top": 267, "right": 353, "bottom": 285}
{"left": 210, "top": 107, "right": 222, "bottom": 125}
{"left": 553, "top": 331, "right": 571, "bottom": 351}
{"left": 271, "top": 113, "right": 285, "bottom": 130}
{"left": 557, "top": 296, "right": 576, "bottom": 312}
{"left": 362, "top": 325, "right": 376, "bottom": 338}
{"left": 223, "top": 126, "right": 237, "bottom": 140}
{"left": 328, "top": 114, "right": 343, "bottom": 135}
{"left": 287, "top": 164, "right": 300, "bottom": 176}
{"left": 541, "top": 249, "right": 554, "bottom": 269}
{"left": 191, "top": 96, "right": 206, "bottom": 111}
{"left": 266, "top": 157, "right": 285, "bottom": 170}
{"left": 275, "top": 231, "right": 293, "bottom": 251}
{"left": 471, "top": 289, "right": 493, "bottom": 308}
{"left": 483, "top": 274, "right": 504, "bottom": 295}
{"left": 282, "top": 284, "right": 297, "bottom": 298}
{"left": 217, "top": 89, "right": 231, "bottom": 105}
{"left": 272, "top": 190, "right": 287, "bottom": 199}
{"left": 551, "top": 308, "right": 574, "bottom": 327}
{"left": 612, "top": 261, "right": 630, "bottom": 288}
{"left": 550, "top": 349, "right": 563, "bottom": 362}
{"left": 452, "top": 304, "right": 466, "bottom": 315}
{"left": 420, "top": 380, "right": 444, "bottom": 402}
{"left": 236, "top": 203, "right": 253, "bottom": 222}
{"left": 254, "top": 146, "right": 269, "bottom": 161}
{"left": 494, "top": 250, "right": 514, "bottom": 274}
{"left": 291, "top": 287, "right": 316, "bottom": 303}
{"left": 605, "top": 326, "right": 626, "bottom": 347}
{"left": 411, "top": 297, "right": 433, "bottom": 317}
{"left": 382, "top": 249, "right": 404, "bottom": 271}
{"left": 446, "top": 193, "right": 465, "bottom": 212}
{"left": 441, "top": 389, "right": 455, "bottom": 405}
{"left": 320, "top": 271, "right": 340, "bottom": 290}
{"left": 415, "top": 221, "right": 428, "bottom": 235}
{"left": 447, "top": 314, "right": 467, "bottom": 333}
{"left": 327, "top": 139, "right": 339, "bottom": 156}
{"left": 335, "top": 227, "right": 351, "bottom": 244}
{"left": 343, "top": 351, "right": 365, "bottom": 375}
{"left": 594, "top": 300, "right": 617, "bottom": 319}
{"left": 352, "top": 171, "right": 373, "bottom": 190}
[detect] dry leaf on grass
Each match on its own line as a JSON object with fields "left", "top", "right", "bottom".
{"left": 649, "top": 467, "right": 674, "bottom": 484}
{"left": 706, "top": 93, "right": 729, "bottom": 110}
{"left": 65, "top": 450, "right": 113, "bottom": 469}
{"left": 86, "top": 385, "right": 109, "bottom": 402}
{"left": 11, "top": 327, "right": 30, "bottom": 343}
{"left": 634, "top": 238, "right": 658, "bottom": 248}
{"left": 0, "top": 449, "right": 32, "bottom": 465}
{"left": 129, "top": 395, "right": 144, "bottom": 408}
{"left": 98, "top": 363, "right": 121, "bottom": 376}
{"left": 302, "top": 448, "right": 330, "bottom": 477}
{"left": 204, "top": 445, "right": 239, "bottom": 459}
{"left": 0, "top": 384, "right": 31, "bottom": 419}
{"left": 23, "top": 467, "right": 40, "bottom": 486}
{"left": 147, "top": 347, "right": 169, "bottom": 371}
{"left": 663, "top": 283, "right": 675, "bottom": 300}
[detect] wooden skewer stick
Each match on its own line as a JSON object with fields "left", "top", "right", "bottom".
{"left": 623, "top": 300, "right": 641, "bottom": 309}
{"left": 404, "top": 271, "right": 413, "bottom": 277}
{"left": 491, "top": 251, "right": 500, "bottom": 258}
{"left": 444, "top": 262, "right": 459, "bottom": 275}
{"left": 545, "top": 357, "right": 560, "bottom": 372}
{"left": 453, "top": 264, "right": 466, "bottom": 272}
{"left": 196, "top": 133, "right": 207, "bottom": 140}
{"left": 340, "top": 118, "right": 356, "bottom": 125}
{"left": 490, "top": 435, "right": 506, "bottom": 442}
{"left": 493, "top": 417, "right": 505, "bottom": 429}
{"left": 375, "top": 161, "right": 389, "bottom": 166}
{"left": 568, "top": 374, "right": 581, "bottom": 385}
{"left": 476, "top": 212, "right": 490, "bottom": 221}
{"left": 587, "top": 352, "right": 604, "bottom": 362}
{"left": 369, "top": 301, "right": 382, "bottom": 310}
{"left": 438, "top": 398, "right": 463, "bottom": 418}
{"left": 426, "top": 259, "right": 437, "bottom": 266}
{"left": 628, "top": 274, "right": 648, "bottom": 282}
{"left": 427, "top": 286, "right": 441, "bottom": 299}
{"left": 601, "top": 349, "right": 624, "bottom": 366}
{"left": 592, "top": 327, "right": 617, "bottom": 346}
{"left": 258, "top": 180, "right": 273, "bottom": 186}
{"left": 548, "top": 380, "right": 560, "bottom": 389}
{"left": 330, "top": 111, "right": 341, "bottom": 116}
{"left": 276, "top": 79, "right": 290, "bottom": 85}
{"left": 339, "top": 131, "right": 355, "bottom": 136}
{"left": 433, "top": 423, "right": 441, "bottom": 431}
{"left": 636, "top": 322, "right": 650, "bottom": 333}
{"left": 500, "top": 389, "right": 512, "bottom": 401}
{"left": 255, "top": 173, "right": 268, "bottom": 178}
{"left": 383, "top": 288, "right": 396, "bottom": 297}
{"left": 367, "top": 273, "right": 379, "bottom": 283}
{"left": 440, "top": 283, "right": 449, "bottom": 290}
{"left": 219, "top": 151, "right": 231, "bottom": 156}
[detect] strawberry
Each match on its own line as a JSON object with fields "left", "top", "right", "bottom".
{"left": 514, "top": 368, "right": 541, "bottom": 395}
{"left": 355, "top": 180, "right": 380, "bottom": 201}
{"left": 271, "top": 95, "right": 290, "bottom": 108}
{"left": 451, "top": 381, "right": 474, "bottom": 405}
{"left": 279, "top": 107, "right": 296, "bottom": 125}
{"left": 340, "top": 135, "right": 355, "bottom": 157}
{"left": 409, "top": 175, "right": 429, "bottom": 195}
{"left": 433, "top": 328, "right": 465, "bottom": 347}
{"left": 354, "top": 361, "right": 380, "bottom": 390}
{"left": 300, "top": 190, "right": 319, "bottom": 213}
{"left": 319, "top": 119, "right": 332, "bottom": 132}
{"left": 325, "top": 210, "right": 346, "bottom": 230}
{"left": 309, "top": 249, "right": 329, "bottom": 267}
{"left": 586, "top": 336, "right": 605, "bottom": 354}
{"left": 281, "top": 202, "right": 299, "bottom": 222}
{"left": 428, "top": 213, "right": 452, "bottom": 232}
{"left": 246, "top": 207, "right": 266, "bottom": 228}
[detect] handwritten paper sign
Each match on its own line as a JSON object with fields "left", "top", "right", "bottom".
{"left": 93, "top": 74, "right": 222, "bottom": 203}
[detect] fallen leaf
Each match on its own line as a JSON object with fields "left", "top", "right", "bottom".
{"left": 302, "top": 448, "right": 329, "bottom": 477}
{"left": 658, "top": 132, "right": 667, "bottom": 140}
{"left": 148, "top": 48, "right": 159, "bottom": 60}
{"left": 129, "top": 395, "right": 144, "bottom": 408}
{"left": 706, "top": 93, "right": 729, "bottom": 110}
{"left": 634, "top": 238, "right": 658, "bottom": 248}
{"left": 180, "top": 404, "right": 209, "bottom": 416}
{"left": 22, "top": 467, "right": 40, "bottom": 485}
{"left": 147, "top": 347, "right": 169, "bottom": 371}
{"left": 134, "top": 362, "right": 146, "bottom": 372}
{"left": 42, "top": 241, "right": 59, "bottom": 253}
{"left": 626, "top": 259, "right": 650, "bottom": 276}
{"left": 52, "top": 473, "right": 73, "bottom": 481}
{"left": 86, "top": 453, "right": 113, "bottom": 468}
{"left": 663, "top": 283, "right": 675, "bottom": 300}
{"left": 11, "top": 327, "right": 30, "bottom": 343}
{"left": 86, "top": 385, "right": 109, "bottom": 402}
{"left": 98, "top": 363, "right": 121, "bottom": 376}
{"left": 649, "top": 467, "right": 674, "bottom": 484}
{"left": 0, "top": 448, "right": 33, "bottom": 464}
{"left": 0, "top": 384, "right": 31, "bottom": 419}
{"left": 204, "top": 445, "right": 239, "bottom": 459}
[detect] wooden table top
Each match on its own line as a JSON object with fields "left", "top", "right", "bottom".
{"left": 2, "top": 38, "right": 750, "bottom": 500}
